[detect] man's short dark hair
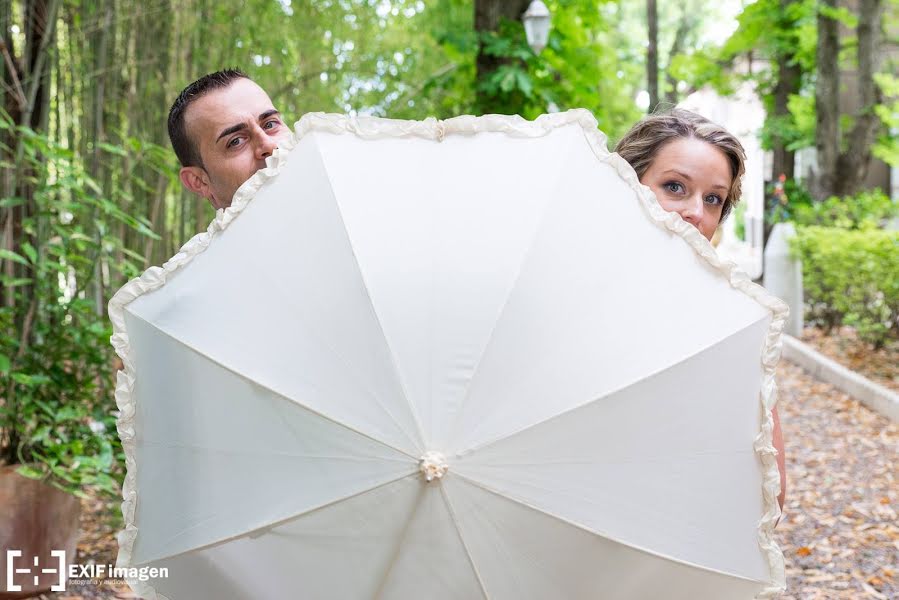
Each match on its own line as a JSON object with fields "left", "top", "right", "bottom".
{"left": 167, "top": 68, "right": 249, "bottom": 168}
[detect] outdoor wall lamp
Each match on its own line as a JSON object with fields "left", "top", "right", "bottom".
{"left": 522, "top": 0, "right": 551, "bottom": 54}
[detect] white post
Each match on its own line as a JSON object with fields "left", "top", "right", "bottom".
{"left": 763, "top": 223, "right": 804, "bottom": 337}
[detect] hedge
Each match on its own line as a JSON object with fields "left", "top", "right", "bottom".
{"left": 789, "top": 226, "right": 899, "bottom": 348}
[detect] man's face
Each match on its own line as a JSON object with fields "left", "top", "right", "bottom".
{"left": 179, "top": 78, "right": 292, "bottom": 209}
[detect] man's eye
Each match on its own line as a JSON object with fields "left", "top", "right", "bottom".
{"left": 227, "top": 137, "right": 243, "bottom": 148}
{"left": 663, "top": 182, "right": 684, "bottom": 194}
{"left": 263, "top": 120, "right": 279, "bottom": 130}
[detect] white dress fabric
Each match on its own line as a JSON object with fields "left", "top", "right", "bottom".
{"left": 109, "top": 109, "right": 787, "bottom": 599}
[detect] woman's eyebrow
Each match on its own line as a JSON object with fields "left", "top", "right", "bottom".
{"left": 661, "top": 169, "right": 728, "bottom": 191}
{"left": 662, "top": 169, "right": 693, "bottom": 181}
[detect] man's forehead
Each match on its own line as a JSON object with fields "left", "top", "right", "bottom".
{"left": 185, "top": 79, "right": 276, "bottom": 143}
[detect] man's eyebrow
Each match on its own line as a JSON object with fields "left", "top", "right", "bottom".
{"left": 215, "top": 110, "right": 281, "bottom": 143}
{"left": 216, "top": 122, "right": 247, "bottom": 143}
{"left": 661, "top": 169, "right": 728, "bottom": 191}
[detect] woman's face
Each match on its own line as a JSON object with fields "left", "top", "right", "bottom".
{"left": 639, "top": 137, "right": 732, "bottom": 242}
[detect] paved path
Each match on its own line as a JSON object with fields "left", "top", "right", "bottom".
{"left": 774, "top": 360, "right": 898, "bottom": 599}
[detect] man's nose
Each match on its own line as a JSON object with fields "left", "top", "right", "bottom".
{"left": 253, "top": 127, "right": 279, "bottom": 160}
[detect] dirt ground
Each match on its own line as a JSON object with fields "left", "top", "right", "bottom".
{"left": 801, "top": 326, "right": 899, "bottom": 394}
{"left": 773, "top": 359, "right": 898, "bottom": 599}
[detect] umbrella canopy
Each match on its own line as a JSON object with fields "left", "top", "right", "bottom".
{"left": 109, "top": 110, "right": 787, "bottom": 600}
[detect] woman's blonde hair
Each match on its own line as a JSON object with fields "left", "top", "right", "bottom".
{"left": 614, "top": 108, "right": 746, "bottom": 223}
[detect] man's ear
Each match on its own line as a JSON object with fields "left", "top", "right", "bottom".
{"left": 179, "top": 166, "right": 221, "bottom": 209}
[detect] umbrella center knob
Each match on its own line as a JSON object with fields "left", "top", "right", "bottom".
{"left": 419, "top": 451, "right": 449, "bottom": 482}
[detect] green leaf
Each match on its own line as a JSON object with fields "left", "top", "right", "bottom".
{"left": 121, "top": 247, "right": 146, "bottom": 262}
{"left": 0, "top": 354, "right": 9, "bottom": 375}
{"left": 0, "top": 196, "right": 25, "bottom": 208}
{"left": 55, "top": 405, "right": 82, "bottom": 421}
{"left": 11, "top": 373, "right": 52, "bottom": 387}
{"left": 21, "top": 242, "right": 37, "bottom": 264}
{"left": 818, "top": 4, "right": 858, "bottom": 28}
{"left": 16, "top": 465, "right": 46, "bottom": 480}
{"left": 98, "top": 142, "right": 128, "bottom": 156}
{"left": 515, "top": 71, "right": 533, "bottom": 98}
{"left": 29, "top": 424, "right": 51, "bottom": 444}
{"left": 0, "top": 276, "right": 32, "bottom": 287}
{"left": 0, "top": 249, "right": 29, "bottom": 266}
{"left": 34, "top": 398, "right": 56, "bottom": 418}
{"left": 499, "top": 69, "right": 517, "bottom": 93}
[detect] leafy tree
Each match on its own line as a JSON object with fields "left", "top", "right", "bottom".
{"left": 408, "top": 0, "right": 643, "bottom": 139}
{"left": 669, "top": 0, "right": 817, "bottom": 180}
{"left": 670, "top": 0, "right": 897, "bottom": 200}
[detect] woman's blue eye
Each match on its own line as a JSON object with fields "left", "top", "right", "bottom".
{"left": 705, "top": 194, "right": 724, "bottom": 205}
{"left": 664, "top": 182, "right": 684, "bottom": 194}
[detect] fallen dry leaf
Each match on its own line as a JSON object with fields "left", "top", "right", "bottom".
{"left": 773, "top": 356, "right": 898, "bottom": 599}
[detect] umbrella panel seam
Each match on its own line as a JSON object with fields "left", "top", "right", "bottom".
{"left": 133, "top": 471, "right": 420, "bottom": 567}
{"left": 371, "top": 485, "right": 426, "bottom": 600}
{"left": 440, "top": 137, "right": 579, "bottom": 454}
{"left": 455, "top": 315, "right": 771, "bottom": 459}
{"left": 450, "top": 472, "right": 770, "bottom": 588}
{"left": 313, "top": 131, "right": 430, "bottom": 455}
{"left": 438, "top": 483, "right": 493, "bottom": 600}
{"left": 126, "top": 310, "right": 421, "bottom": 462}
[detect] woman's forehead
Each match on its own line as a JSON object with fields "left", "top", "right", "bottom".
{"left": 651, "top": 138, "right": 732, "bottom": 187}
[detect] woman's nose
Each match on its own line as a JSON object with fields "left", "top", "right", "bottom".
{"left": 679, "top": 194, "right": 704, "bottom": 224}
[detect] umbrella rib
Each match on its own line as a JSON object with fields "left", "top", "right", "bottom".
{"left": 439, "top": 483, "right": 492, "bottom": 600}
{"left": 241, "top": 254, "right": 423, "bottom": 457}
{"left": 451, "top": 472, "right": 770, "bottom": 587}
{"left": 372, "top": 484, "right": 427, "bottom": 600}
{"left": 454, "top": 315, "right": 771, "bottom": 458}
{"left": 314, "top": 140, "right": 428, "bottom": 453}
{"left": 139, "top": 440, "right": 411, "bottom": 462}
{"left": 442, "top": 149, "right": 573, "bottom": 451}
{"left": 126, "top": 311, "right": 421, "bottom": 461}
{"left": 134, "top": 471, "right": 419, "bottom": 567}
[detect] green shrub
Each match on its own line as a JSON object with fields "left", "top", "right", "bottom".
{"left": 790, "top": 226, "right": 899, "bottom": 348}
{"left": 791, "top": 188, "right": 899, "bottom": 230}
{"left": 0, "top": 114, "right": 160, "bottom": 497}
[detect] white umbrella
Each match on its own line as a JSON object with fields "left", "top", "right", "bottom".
{"left": 109, "top": 109, "right": 787, "bottom": 599}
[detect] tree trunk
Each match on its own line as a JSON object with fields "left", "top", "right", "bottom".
{"left": 474, "top": 0, "right": 530, "bottom": 115}
{"left": 0, "top": 1, "right": 17, "bottom": 310}
{"left": 6, "top": 0, "right": 59, "bottom": 323}
{"left": 813, "top": 0, "right": 840, "bottom": 200}
{"left": 834, "top": 0, "right": 884, "bottom": 196}
{"left": 90, "top": 0, "right": 113, "bottom": 317}
{"left": 771, "top": 37, "right": 801, "bottom": 181}
{"left": 662, "top": 10, "right": 691, "bottom": 107}
{"left": 646, "top": 0, "right": 659, "bottom": 112}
